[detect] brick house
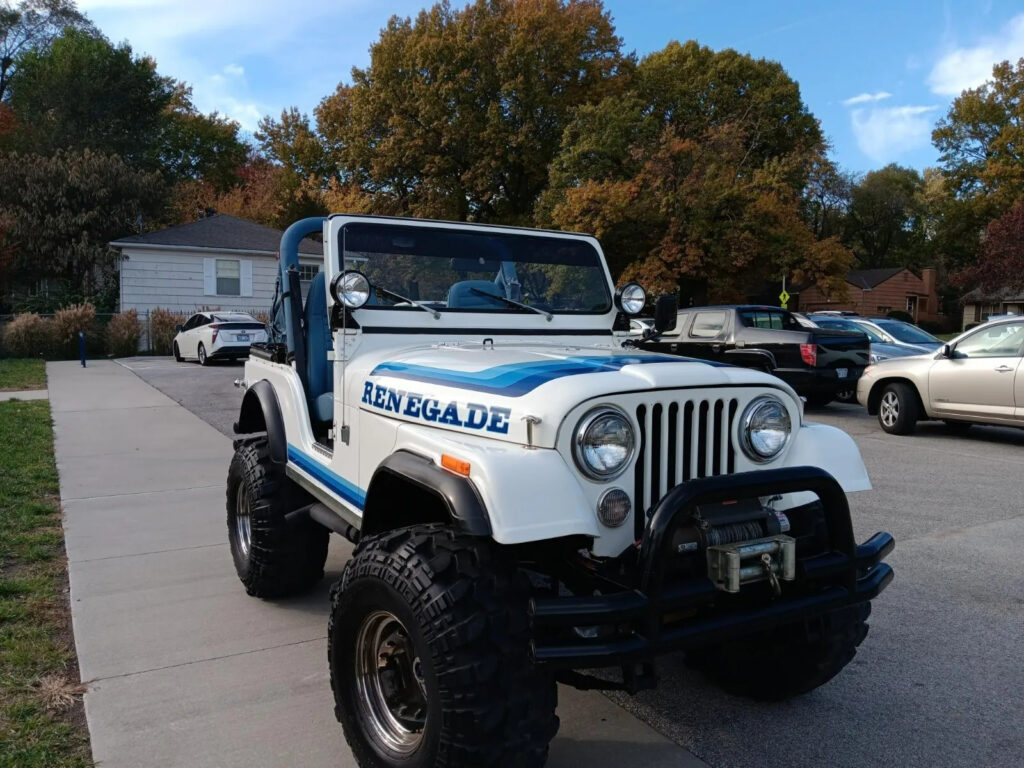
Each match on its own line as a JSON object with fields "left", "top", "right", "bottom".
{"left": 797, "top": 267, "right": 941, "bottom": 324}
{"left": 959, "top": 288, "right": 1024, "bottom": 330}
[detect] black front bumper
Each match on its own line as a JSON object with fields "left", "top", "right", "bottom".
{"left": 529, "top": 466, "right": 894, "bottom": 672}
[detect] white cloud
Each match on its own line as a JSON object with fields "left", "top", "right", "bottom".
{"left": 850, "top": 105, "right": 938, "bottom": 163}
{"left": 927, "top": 13, "right": 1024, "bottom": 95}
{"left": 223, "top": 63, "right": 245, "bottom": 77}
{"left": 841, "top": 91, "right": 892, "bottom": 106}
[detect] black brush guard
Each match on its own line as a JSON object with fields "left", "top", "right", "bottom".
{"left": 529, "top": 466, "right": 894, "bottom": 685}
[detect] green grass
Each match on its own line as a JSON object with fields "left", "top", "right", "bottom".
{"left": 0, "top": 360, "right": 47, "bottom": 392}
{"left": 0, "top": 400, "right": 92, "bottom": 767}
{"left": 935, "top": 332, "right": 959, "bottom": 341}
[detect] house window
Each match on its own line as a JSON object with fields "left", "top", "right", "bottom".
{"left": 877, "top": 306, "right": 892, "bottom": 315}
{"left": 906, "top": 296, "right": 917, "bottom": 314}
{"left": 216, "top": 259, "right": 240, "bottom": 296}
{"left": 298, "top": 263, "right": 321, "bottom": 282}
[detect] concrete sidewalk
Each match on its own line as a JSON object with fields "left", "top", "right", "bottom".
{"left": 48, "top": 360, "right": 705, "bottom": 768}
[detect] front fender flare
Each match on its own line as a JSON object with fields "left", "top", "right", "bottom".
{"left": 362, "top": 451, "right": 492, "bottom": 537}
{"left": 234, "top": 379, "right": 286, "bottom": 466}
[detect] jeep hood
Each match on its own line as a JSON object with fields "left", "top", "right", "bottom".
{"left": 352, "top": 342, "right": 795, "bottom": 448}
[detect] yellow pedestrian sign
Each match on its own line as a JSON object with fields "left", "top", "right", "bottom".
{"left": 779, "top": 289, "right": 790, "bottom": 308}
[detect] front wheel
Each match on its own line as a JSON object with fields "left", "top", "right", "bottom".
{"left": 329, "top": 525, "right": 558, "bottom": 768}
{"left": 197, "top": 343, "right": 209, "bottom": 366}
{"left": 173, "top": 341, "right": 183, "bottom": 362}
{"left": 686, "top": 603, "right": 871, "bottom": 700}
{"left": 226, "top": 440, "right": 329, "bottom": 598}
{"left": 878, "top": 382, "right": 918, "bottom": 434}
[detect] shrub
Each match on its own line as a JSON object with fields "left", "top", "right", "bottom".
{"left": 52, "top": 302, "right": 100, "bottom": 357}
{"left": 2, "top": 313, "right": 58, "bottom": 358}
{"left": 106, "top": 310, "right": 140, "bottom": 357}
{"left": 150, "top": 308, "right": 186, "bottom": 355}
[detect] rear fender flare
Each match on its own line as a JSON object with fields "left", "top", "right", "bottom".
{"left": 234, "top": 379, "right": 287, "bottom": 465}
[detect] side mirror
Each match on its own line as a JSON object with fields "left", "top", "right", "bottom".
{"left": 653, "top": 294, "right": 678, "bottom": 333}
{"left": 940, "top": 344, "right": 952, "bottom": 358}
{"left": 175, "top": 325, "right": 183, "bottom": 332}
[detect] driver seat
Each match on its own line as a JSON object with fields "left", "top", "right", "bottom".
{"left": 303, "top": 272, "right": 334, "bottom": 423}
{"left": 447, "top": 280, "right": 504, "bottom": 308}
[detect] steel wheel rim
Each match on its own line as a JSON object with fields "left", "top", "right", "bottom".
{"left": 880, "top": 391, "right": 899, "bottom": 427}
{"left": 355, "top": 610, "right": 427, "bottom": 755}
{"left": 234, "top": 488, "right": 251, "bottom": 559}
{"left": 199, "top": 346, "right": 206, "bottom": 363}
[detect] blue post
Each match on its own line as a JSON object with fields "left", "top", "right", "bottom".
{"left": 279, "top": 217, "right": 328, "bottom": 355}
{"left": 78, "top": 331, "right": 87, "bottom": 368}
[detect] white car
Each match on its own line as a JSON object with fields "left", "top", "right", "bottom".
{"left": 172, "top": 311, "right": 268, "bottom": 365}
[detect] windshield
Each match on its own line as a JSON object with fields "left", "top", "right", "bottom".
{"left": 874, "top": 319, "right": 939, "bottom": 344}
{"left": 811, "top": 316, "right": 881, "bottom": 340}
{"left": 340, "top": 222, "right": 611, "bottom": 313}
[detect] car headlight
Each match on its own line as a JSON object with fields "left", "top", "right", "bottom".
{"left": 573, "top": 407, "right": 635, "bottom": 480}
{"left": 615, "top": 283, "right": 646, "bottom": 315}
{"left": 739, "top": 396, "right": 791, "bottom": 462}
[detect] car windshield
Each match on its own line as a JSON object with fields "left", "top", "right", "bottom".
{"left": 340, "top": 222, "right": 611, "bottom": 313}
{"left": 811, "top": 317, "right": 879, "bottom": 339}
{"left": 874, "top": 319, "right": 939, "bottom": 344}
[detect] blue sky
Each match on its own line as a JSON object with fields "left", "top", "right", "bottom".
{"left": 78, "top": 0, "right": 1024, "bottom": 175}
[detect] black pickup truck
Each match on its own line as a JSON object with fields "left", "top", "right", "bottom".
{"left": 638, "top": 305, "right": 870, "bottom": 406}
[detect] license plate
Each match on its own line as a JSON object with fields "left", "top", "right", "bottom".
{"left": 236, "top": 334, "right": 250, "bottom": 342}
{"left": 836, "top": 367, "right": 848, "bottom": 378}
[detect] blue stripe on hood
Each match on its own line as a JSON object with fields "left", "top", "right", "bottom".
{"left": 370, "top": 354, "right": 710, "bottom": 397}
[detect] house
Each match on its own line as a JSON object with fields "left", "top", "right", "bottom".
{"left": 110, "top": 214, "right": 323, "bottom": 316}
{"left": 796, "top": 267, "right": 941, "bottom": 324}
{"left": 959, "top": 287, "right": 1024, "bottom": 330}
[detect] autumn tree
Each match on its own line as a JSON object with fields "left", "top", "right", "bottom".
{"left": 170, "top": 154, "right": 287, "bottom": 228}
{"left": 254, "top": 106, "right": 329, "bottom": 223}
{"left": 541, "top": 40, "right": 847, "bottom": 302}
{"left": 0, "top": 0, "right": 94, "bottom": 101}
{"left": 0, "top": 148, "right": 166, "bottom": 305}
{"left": 954, "top": 199, "right": 1024, "bottom": 294}
{"left": 310, "top": 0, "right": 628, "bottom": 223}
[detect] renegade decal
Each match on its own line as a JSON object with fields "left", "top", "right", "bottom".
{"left": 370, "top": 354, "right": 700, "bottom": 397}
{"left": 361, "top": 381, "right": 511, "bottom": 434}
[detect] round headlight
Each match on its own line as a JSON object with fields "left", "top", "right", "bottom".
{"left": 740, "top": 396, "right": 791, "bottom": 462}
{"left": 573, "top": 407, "right": 635, "bottom": 480}
{"left": 597, "top": 488, "right": 631, "bottom": 527}
{"left": 330, "top": 270, "right": 370, "bottom": 309}
{"left": 616, "top": 283, "right": 646, "bottom": 315}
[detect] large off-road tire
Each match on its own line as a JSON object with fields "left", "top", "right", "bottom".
{"left": 197, "top": 342, "right": 209, "bottom": 366}
{"left": 687, "top": 603, "right": 871, "bottom": 701}
{"left": 878, "top": 381, "right": 918, "bottom": 434}
{"left": 173, "top": 341, "right": 183, "bottom": 362}
{"left": 225, "top": 440, "right": 329, "bottom": 598}
{"left": 328, "top": 525, "right": 558, "bottom": 768}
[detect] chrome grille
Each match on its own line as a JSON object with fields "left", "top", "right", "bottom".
{"left": 633, "top": 397, "right": 739, "bottom": 530}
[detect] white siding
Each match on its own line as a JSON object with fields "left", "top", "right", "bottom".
{"left": 119, "top": 247, "right": 321, "bottom": 315}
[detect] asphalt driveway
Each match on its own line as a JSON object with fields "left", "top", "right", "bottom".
{"left": 117, "top": 356, "right": 1024, "bottom": 768}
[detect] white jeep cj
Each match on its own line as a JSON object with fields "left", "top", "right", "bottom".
{"left": 227, "top": 215, "right": 894, "bottom": 768}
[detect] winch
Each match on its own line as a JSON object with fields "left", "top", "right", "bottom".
{"left": 668, "top": 500, "right": 796, "bottom": 595}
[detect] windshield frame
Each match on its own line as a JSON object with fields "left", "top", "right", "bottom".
{"left": 334, "top": 219, "right": 614, "bottom": 317}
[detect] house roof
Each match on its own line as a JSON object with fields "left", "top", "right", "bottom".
{"left": 845, "top": 267, "right": 905, "bottom": 290}
{"left": 960, "top": 286, "right": 1024, "bottom": 303}
{"left": 109, "top": 214, "right": 322, "bottom": 255}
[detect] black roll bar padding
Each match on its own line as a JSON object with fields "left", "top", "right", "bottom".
{"left": 285, "top": 267, "right": 308, "bottom": 396}
{"left": 639, "top": 466, "right": 856, "bottom": 600}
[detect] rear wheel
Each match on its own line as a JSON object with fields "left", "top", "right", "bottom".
{"left": 834, "top": 387, "right": 856, "bottom": 403}
{"left": 878, "top": 382, "right": 918, "bottom": 434}
{"left": 687, "top": 603, "right": 871, "bottom": 700}
{"left": 329, "top": 525, "right": 558, "bottom": 768}
{"left": 226, "top": 440, "right": 329, "bottom": 598}
{"left": 197, "top": 343, "right": 209, "bottom": 366}
{"left": 173, "top": 341, "right": 183, "bottom": 362}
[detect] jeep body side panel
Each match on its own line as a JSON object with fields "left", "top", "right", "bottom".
{"left": 390, "top": 423, "right": 601, "bottom": 546}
